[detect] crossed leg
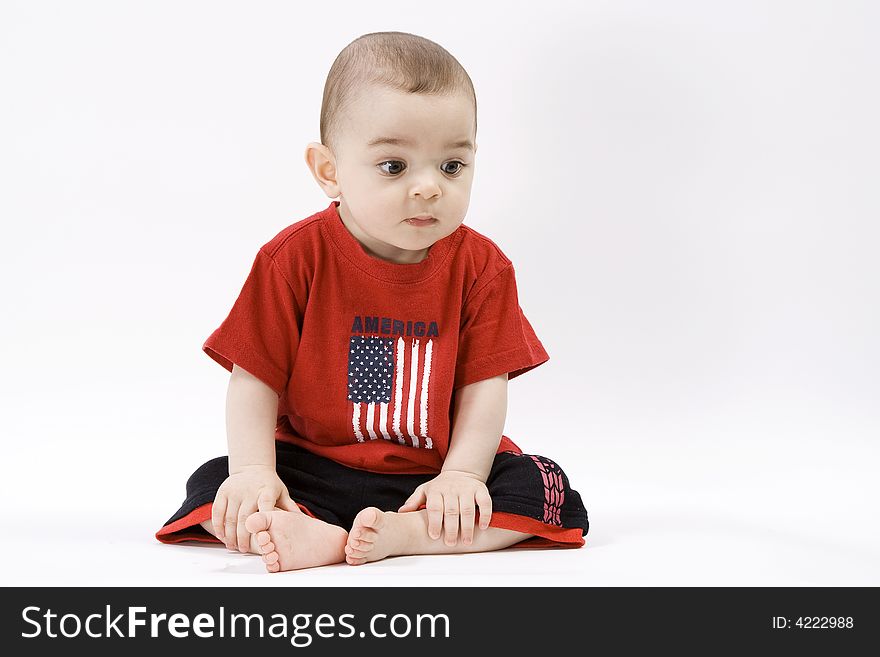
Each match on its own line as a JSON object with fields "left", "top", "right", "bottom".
{"left": 199, "top": 504, "right": 532, "bottom": 572}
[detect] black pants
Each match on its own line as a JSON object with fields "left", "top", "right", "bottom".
{"left": 156, "top": 441, "right": 589, "bottom": 548}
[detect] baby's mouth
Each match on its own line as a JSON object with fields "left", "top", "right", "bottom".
{"left": 405, "top": 214, "right": 437, "bottom": 222}
{"left": 405, "top": 217, "right": 437, "bottom": 226}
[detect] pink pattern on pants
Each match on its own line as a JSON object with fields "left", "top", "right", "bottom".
{"left": 528, "top": 455, "right": 565, "bottom": 526}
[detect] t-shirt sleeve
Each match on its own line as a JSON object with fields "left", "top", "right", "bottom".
{"left": 454, "top": 263, "right": 550, "bottom": 390}
{"left": 202, "top": 248, "right": 303, "bottom": 397}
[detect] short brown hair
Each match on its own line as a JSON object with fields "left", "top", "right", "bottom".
{"left": 320, "top": 31, "right": 477, "bottom": 153}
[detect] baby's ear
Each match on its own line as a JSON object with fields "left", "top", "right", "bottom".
{"left": 304, "top": 142, "right": 340, "bottom": 198}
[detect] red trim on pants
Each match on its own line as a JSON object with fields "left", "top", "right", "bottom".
{"left": 488, "top": 511, "right": 585, "bottom": 548}
{"left": 154, "top": 502, "right": 318, "bottom": 545}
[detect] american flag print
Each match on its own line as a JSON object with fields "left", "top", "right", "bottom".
{"left": 347, "top": 334, "right": 436, "bottom": 449}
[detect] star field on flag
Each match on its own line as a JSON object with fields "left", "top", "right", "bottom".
{"left": 348, "top": 336, "right": 395, "bottom": 404}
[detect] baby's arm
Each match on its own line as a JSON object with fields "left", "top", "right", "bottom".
{"left": 211, "top": 364, "right": 298, "bottom": 552}
{"left": 398, "top": 372, "right": 508, "bottom": 545}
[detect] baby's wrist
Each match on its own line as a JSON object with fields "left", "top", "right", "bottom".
{"left": 438, "top": 467, "right": 485, "bottom": 482}
{"left": 229, "top": 462, "right": 276, "bottom": 475}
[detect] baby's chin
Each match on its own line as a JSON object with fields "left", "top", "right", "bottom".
{"left": 397, "top": 235, "right": 445, "bottom": 250}
{"left": 369, "top": 236, "right": 436, "bottom": 263}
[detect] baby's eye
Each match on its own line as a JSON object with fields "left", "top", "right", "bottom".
{"left": 377, "top": 160, "right": 406, "bottom": 176}
{"left": 442, "top": 161, "right": 466, "bottom": 176}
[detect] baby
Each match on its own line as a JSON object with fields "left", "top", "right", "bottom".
{"left": 156, "top": 31, "right": 589, "bottom": 572}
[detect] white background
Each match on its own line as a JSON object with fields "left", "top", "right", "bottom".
{"left": 1, "top": 0, "right": 877, "bottom": 586}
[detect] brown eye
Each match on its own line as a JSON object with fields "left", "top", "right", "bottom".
{"left": 378, "top": 160, "right": 406, "bottom": 175}
{"left": 443, "top": 161, "right": 466, "bottom": 175}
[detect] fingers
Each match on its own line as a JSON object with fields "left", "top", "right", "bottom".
{"left": 459, "top": 495, "right": 476, "bottom": 546}
{"left": 277, "top": 490, "right": 300, "bottom": 513}
{"left": 237, "top": 500, "right": 257, "bottom": 553}
{"left": 212, "top": 476, "right": 290, "bottom": 552}
{"left": 426, "top": 492, "right": 444, "bottom": 540}
{"left": 211, "top": 492, "right": 228, "bottom": 544}
{"left": 398, "top": 485, "right": 426, "bottom": 512}
{"left": 224, "top": 498, "right": 241, "bottom": 551}
{"left": 476, "top": 488, "right": 493, "bottom": 530}
{"left": 443, "top": 494, "right": 460, "bottom": 546}
{"left": 420, "top": 483, "right": 491, "bottom": 544}
{"left": 446, "top": 489, "right": 490, "bottom": 545}
{"left": 257, "top": 490, "right": 275, "bottom": 513}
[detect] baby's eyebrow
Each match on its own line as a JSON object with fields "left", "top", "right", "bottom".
{"left": 367, "top": 136, "right": 474, "bottom": 151}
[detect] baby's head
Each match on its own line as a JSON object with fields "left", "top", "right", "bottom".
{"left": 305, "top": 32, "right": 478, "bottom": 264}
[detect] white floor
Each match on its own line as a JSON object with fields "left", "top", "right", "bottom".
{"left": 4, "top": 392, "right": 878, "bottom": 587}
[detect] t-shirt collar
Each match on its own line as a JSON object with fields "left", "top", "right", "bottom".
{"left": 320, "top": 200, "right": 460, "bottom": 284}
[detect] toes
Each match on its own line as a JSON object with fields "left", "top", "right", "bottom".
{"left": 345, "top": 543, "right": 370, "bottom": 557}
{"left": 259, "top": 541, "right": 275, "bottom": 554}
{"left": 266, "top": 561, "right": 280, "bottom": 573}
{"left": 347, "top": 507, "right": 384, "bottom": 544}
{"left": 255, "top": 530, "right": 271, "bottom": 546}
{"left": 345, "top": 535, "right": 374, "bottom": 553}
{"left": 262, "top": 551, "right": 279, "bottom": 565}
{"left": 346, "top": 508, "right": 384, "bottom": 557}
{"left": 245, "top": 512, "right": 271, "bottom": 534}
{"left": 357, "top": 507, "right": 383, "bottom": 530}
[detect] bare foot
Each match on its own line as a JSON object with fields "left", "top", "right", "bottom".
{"left": 244, "top": 509, "right": 348, "bottom": 572}
{"left": 345, "top": 507, "right": 417, "bottom": 565}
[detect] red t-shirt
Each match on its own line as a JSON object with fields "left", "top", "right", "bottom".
{"left": 202, "top": 201, "right": 549, "bottom": 474}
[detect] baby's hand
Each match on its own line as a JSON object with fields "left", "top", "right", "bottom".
{"left": 211, "top": 466, "right": 297, "bottom": 553}
{"left": 398, "top": 471, "right": 492, "bottom": 546}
